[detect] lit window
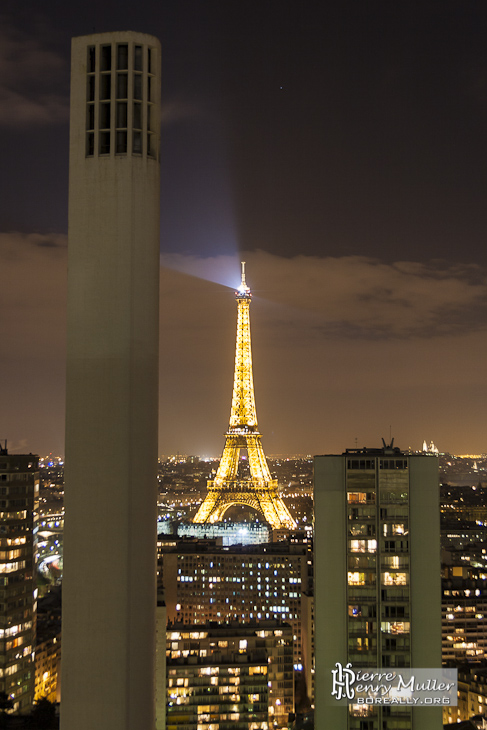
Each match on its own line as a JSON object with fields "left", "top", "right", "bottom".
{"left": 382, "top": 572, "right": 407, "bottom": 586}
{"left": 348, "top": 572, "right": 365, "bottom": 586}
{"left": 380, "top": 621, "right": 410, "bottom": 634}
{"left": 348, "top": 492, "right": 367, "bottom": 504}
{"left": 349, "top": 540, "right": 376, "bottom": 553}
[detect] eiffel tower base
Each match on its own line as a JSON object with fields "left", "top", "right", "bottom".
{"left": 193, "top": 482, "right": 295, "bottom": 530}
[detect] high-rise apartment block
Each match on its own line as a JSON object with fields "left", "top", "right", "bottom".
{"left": 63, "top": 31, "right": 161, "bottom": 730}
{"left": 0, "top": 446, "right": 39, "bottom": 713}
{"left": 442, "top": 572, "right": 487, "bottom": 663}
{"left": 166, "top": 620, "right": 294, "bottom": 729}
{"left": 159, "top": 539, "right": 310, "bottom": 670}
{"left": 314, "top": 445, "right": 441, "bottom": 730}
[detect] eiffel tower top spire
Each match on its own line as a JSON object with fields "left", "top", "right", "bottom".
{"left": 238, "top": 261, "right": 249, "bottom": 295}
{"left": 229, "top": 262, "right": 258, "bottom": 430}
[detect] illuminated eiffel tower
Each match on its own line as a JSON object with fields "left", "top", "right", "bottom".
{"left": 193, "top": 263, "right": 296, "bottom": 530}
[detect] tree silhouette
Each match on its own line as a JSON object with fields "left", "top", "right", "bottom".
{"left": 0, "top": 693, "right": 13, "bottom": 729}
{"left": 30, "top": 698, "right": 57, "bottom": 729}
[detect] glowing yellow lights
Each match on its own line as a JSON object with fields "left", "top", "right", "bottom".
{"left": 193, "top": 265, "right": 296, "bottom": 530}
{"left": 382, "top": 572, "right": 408, "bottom": 586}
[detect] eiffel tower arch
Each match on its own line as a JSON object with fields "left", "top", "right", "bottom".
{"left": 193, "top": 263, "right": 296, "bottom": 530}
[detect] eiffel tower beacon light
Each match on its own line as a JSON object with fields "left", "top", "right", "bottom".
{"left": 193, "top": 263, "right": 296, "bottom": 529}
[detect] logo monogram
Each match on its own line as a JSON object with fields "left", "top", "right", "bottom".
{"left": 331, "top": 662, "right": 356, "bottom": 701}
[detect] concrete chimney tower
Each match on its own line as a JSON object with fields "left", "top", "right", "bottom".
{"left": 62, "top": 32, "right": 161, "bottom": 730}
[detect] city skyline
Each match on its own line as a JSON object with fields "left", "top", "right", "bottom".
{"left": 2, "top": 3, "right": 487, "bottom": 456}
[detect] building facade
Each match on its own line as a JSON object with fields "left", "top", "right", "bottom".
{"left": 166, "top": 620, "right": 294, "bottom": 729}
{"left": 314, "top": 446, "right": 442, "bottom": 730}
{"left": 62, "top": 31, "right": 161, "bottom": 730}
{"left": 34, "top": 587, "right": 62, "bottom": 705}
{"left": 0, "top": 448, "right": 39, "bottom": 713}
{"left": 443, "top": 666, "right": 487, "bottom": 725}
{"left": 442, "top": 574, "right": 487, "bottom": 663}
{"left": 159, "top": 539, "right": 309, "bottom": 670}
{"left": 34, "top": 633, "right": 60, "bottom": 704}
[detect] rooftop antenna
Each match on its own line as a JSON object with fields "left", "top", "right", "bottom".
{"left": 241, "top": 261, "right": 247, "bottom": 287}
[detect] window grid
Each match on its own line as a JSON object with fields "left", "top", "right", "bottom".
{"left": 85, "top": 41, "right": 157, "bottom": 159}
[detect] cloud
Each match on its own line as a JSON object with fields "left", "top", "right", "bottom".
{"left": 0, "top": 88, "right": 68, "bottom": 126}
{"left": 0, "top": 230, "right": 67, "bottom": 258}
{"left": 4, "top": 239, "right": 481, "bottom": 355}
{"left": 0, "top": 230, "right": 68, "bottom": 455}
{"left": 2, "top": 240, "right": 487, "bottom": 455}
{"left": 158, "top": 252, "right": 487, "bottom": 456}
{"left": 161, "top": 251, "right": 487, "bottom": 340}
{"left": 0, "top": 18, "right": 68, "bottom": 126}
{"left": 161, "top": 99, "right": 209, "bottom": 126}
{"left": 0, "top": 231, "right": 67, "bottom": 352}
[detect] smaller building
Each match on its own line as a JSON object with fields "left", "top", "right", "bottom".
{"left": 166, "top": 620, "right": 294, "bottom": 729}
{"left": 159, "top": 539, "right": 309, "bottom": 668}
{"left": 175, "top": 521, "right": 270, "bottom": 546}
{"left": 300, "top": 592, "right": 314, "bottom": 703}
{"left": 442, "top": 575, "right": 487, "bottom": 663}
{"left": 0, "top": 446, "right": 39, "bottom": 713}
{"left": 35, "top": 633, "right": 60, "bottom": 703}
{"left": 443, "top": 665, "right": 487, "bottom": 725}
{"left": 34, "top": 587, "right": 62, "bottom": 704}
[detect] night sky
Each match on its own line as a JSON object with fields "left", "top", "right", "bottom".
{"left": 2, "top": 1, "right": 487, "bottom": 457}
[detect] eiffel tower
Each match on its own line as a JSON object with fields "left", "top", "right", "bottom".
{"left": 193, "top": 263, "right": 296, "bottom": 530}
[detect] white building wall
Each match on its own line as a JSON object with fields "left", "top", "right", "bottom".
{"left": 314, "top": 455, "right": 348, "bottom": 729}
{"left": 62, "top": 32, "right": 161, "bottom": 730}
{"left": 409, "top": 455, "right": 442, "bottom": 730}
